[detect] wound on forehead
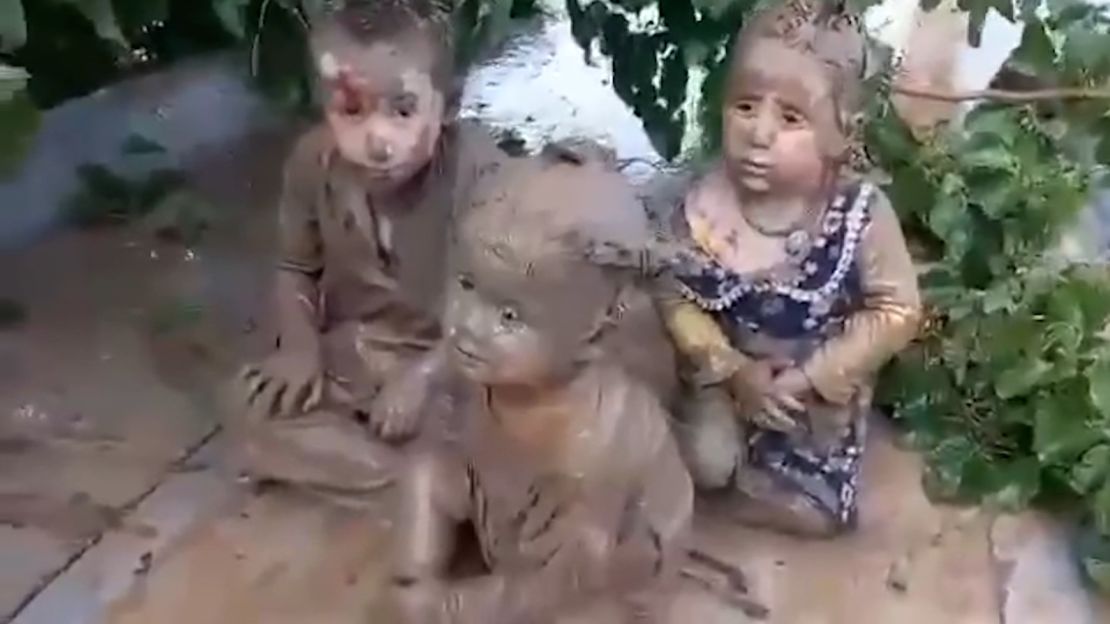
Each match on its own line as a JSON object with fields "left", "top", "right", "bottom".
{"left": 457, "top": 150, "right": 651, "bottom": 299}
{"left": 310, "top": 0, "right": 456, "bottom": 98}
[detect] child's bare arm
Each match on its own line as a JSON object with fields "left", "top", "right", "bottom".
{"left": 391, "top": 450, "right": 469, "bottom": 623}
{"left": 801, "top": 189, "right": 923, "bottom": 405}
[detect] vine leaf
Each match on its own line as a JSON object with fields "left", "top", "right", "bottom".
{"left": 1033, "top": 392, "right": 1100, "bottom": 464}
{"left": 995, "top": 357, "right": 1052, "bottom": 399}
{"left": 1010, "top": 19, "right": 1056, "bottom": 74}
{"left": 0, "top": 63, "right": 29, "bottom": 102}
{"left": 0, "top": 90, "right": 40, "bottom": 179}
{"left": 988, "top": 457, "right": 1041, "bottom": 511}
{"left": 121, "top": 133, "right": 166, "bottom": 155}
{"left": 212, "top": 0, "right": 253, "bottom": 39}
{"left": 1070, "top": 445, "right": 1110, "bottom": 495}
{"left": 0, "top": 0, "right": 26, "bottom": 52}
{"left": 58, "top": 0, "right": 127, "bottom": 47}
{"left": 1088, "top": 360, "right": 1110, "bottom": 421}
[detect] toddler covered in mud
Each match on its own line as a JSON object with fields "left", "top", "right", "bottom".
{"left": 233, "top": 0, "right": 505, "bottom": 495}
{"left": 650, "top": 0, "right": 921, "bottom": 536}
{"left": 389, "top": 150, "right": 692, "bottom": 624}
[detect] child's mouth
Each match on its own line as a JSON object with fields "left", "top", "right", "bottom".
{"left": 454, "top": 344, "right": 485, "bottom": 364}
{"left": 739, "top": 158, "right": 772, "bottom": 176}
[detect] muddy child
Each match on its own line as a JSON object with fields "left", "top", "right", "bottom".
{"left": 652, "top": 0, "right": 921, "bottom": 536}
{"left": 233, "top": 0, "right": 505, "bottom": 495}
{"left": 389, "top": 152, "right": 693, "bottom": 624}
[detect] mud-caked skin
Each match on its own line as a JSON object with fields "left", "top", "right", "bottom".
{"left": 649, "top": 0, "right": 922, "bottom": 537}
{"left": 232, "top": 0, "right": 507, "bottom": 496}
{"left": 389, "top": 153, "right": 693, "bottom": 624}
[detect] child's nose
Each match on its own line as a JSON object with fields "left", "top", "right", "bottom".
{"left": 749, "top": 105, "right": 777, "bottom": 148}
{"left": 365, "top": 134, "right": 393, "bottom": 164}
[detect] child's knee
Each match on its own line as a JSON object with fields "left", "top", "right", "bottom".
{"left": 675, "top": 387, "right": 743, "bottom": 489}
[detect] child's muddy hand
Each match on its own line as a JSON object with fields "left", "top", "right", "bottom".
{"left": 753, "top": 368, "right": 810, "bottom": 432}
{"left": 238, "top": 349, "right": 324, "bottom": 422}
{"left": 369, "top": 371, "right": 428, "bottom": 441}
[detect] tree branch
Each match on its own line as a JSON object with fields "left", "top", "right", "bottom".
{"left": 893, "top": 84, "right": 1110, "bottom": 103}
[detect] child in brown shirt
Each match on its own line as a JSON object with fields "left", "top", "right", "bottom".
{"left": 234, "top": 0, "right": 505, "bottom": 496}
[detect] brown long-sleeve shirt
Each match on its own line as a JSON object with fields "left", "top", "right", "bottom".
{"left": 275, "top": 120, "right": 506, "bottom": 389}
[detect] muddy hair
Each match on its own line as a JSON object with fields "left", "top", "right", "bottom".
{"left": 729, "top": 0, "right": 869, "bottom": 159}
{"left": 457, "top": 142, "right": 651, "bottom": 301}
{"left": 310, "top": 0, "right": 457, "bottom": 99}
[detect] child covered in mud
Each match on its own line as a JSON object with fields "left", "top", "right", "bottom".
{"left": 389, "top": 151, "right": 693, "bottom": 624}
{"left": 234, "top": 0, "right": 506, "bottom": 495}
{"left": 650, "top": 0, "right": 921, "bottom": 537}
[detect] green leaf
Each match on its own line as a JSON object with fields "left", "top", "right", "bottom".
{"left": 212, "top": 0, "right": 252, "bottom": 39}
{"left": 982, "top": 281, "right": 1016, "bottom": 313}
{"left": 987, "top": 457, "right": 1041, "bottom": 511}
{"left": 0, "top": 0, "right": 26, "bottom": 52}
{"left": 0, "top": 63, "right": 29, "bottom": 102}
{"left": 121, "top": 133, "right": 166, "bottom": 155}
{"left": 57, "top": 0, "right": 126, "bottom": 47}
{"left": 1034, "top": 391, "right": 1101, "bottom": 464}
{"left": 1087, "top": 360, "right": 1110, "bottom": 421}
{"left": 961, "top": 0, "right": 990, "bottom": 46}
{"left": 0, "top": 90, "right": 39, "bottom": 178}
{"left": 1070, "top": 444, "right": 1110, "bottom": 494}
{"left": 1094, "top": 479, "right": 1110, "bottom": 534}
{"left": 925, "top": 436, "right": 979, "bottom": 500}
{"left": 961, "top": 144, "right": 1015, "bottom": 172}
{"left": 996, "top": 357, "right": 1052, "bottom": 399}
{"left": 1010, "top": 19, "right": 1056, "bottom": 74}
{"left": 1062, "top": 29, "right": 1110, "bottom": 75}
{"left": 989, "top": 0, "right": 1014, "bottom": 21}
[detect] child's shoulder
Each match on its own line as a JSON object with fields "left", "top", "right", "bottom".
{"left": 591, "top": 363, "right": 673, "bottom": 465}
{"left": 281, "top": 124, "right": 336, "bottom": 189}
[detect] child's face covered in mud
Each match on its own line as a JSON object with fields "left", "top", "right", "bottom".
{"left": 721, "top": 37, "right": 840, "bottom": 197}
{"left": 444, "top": 239, "right": 613, "bottom": 388}
{"left": 442, "top": 157, "right": 644, "bottom": 389}
{"left": 317, "top": 35, "right": 447, "bottom": 193}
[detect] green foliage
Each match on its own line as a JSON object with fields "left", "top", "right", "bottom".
{"left": 868, "top": 5, "right": 1110, "bottom": 588}
{"left": 0, "top": 0, "right": 541, "bottom": 171}
{"left": 0, "top": 0, "right": 26, "bottom": 51}
{"left": 566, "top": 0, "right": 755, "bottom": 158}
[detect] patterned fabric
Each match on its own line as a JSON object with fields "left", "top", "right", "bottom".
{"left": 676, "top": 183, "right": 874, "bottom": 340}
{"left": 676, "top": 181, "right": 875, "bottom": 528}
{"left": 748, "top": 416, "right": 865, "bottom": 528}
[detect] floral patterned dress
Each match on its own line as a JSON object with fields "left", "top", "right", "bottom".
{"left": 655, "top": 176, "right": 920, "bottom": 529}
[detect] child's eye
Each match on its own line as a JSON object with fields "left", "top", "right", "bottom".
{"left": 499, "top": 306, "right": 520, "bottom": 324}
{"left": 393, "top": 93, "right": 418, "bottom": 118}
{"left": 781, "top": 109, "right": 806, "bottom": 127}
{"left": 735, "top": 101, "right": 756, "bottom": 115}
{"left": 457, "top": 274, "right": 475, "bottom": 291}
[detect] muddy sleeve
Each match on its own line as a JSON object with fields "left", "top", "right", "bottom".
{"left": 272, "top": 134, "right": 328, "bottom": 346}
{"left": 652, "top": 275, "right": 752, "bottom": 387}
{"left": 276, "top": 135, "right": 325, "bottom": 276}
{"left": 801, "top": 189, "right": 922, "bottom": 405}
